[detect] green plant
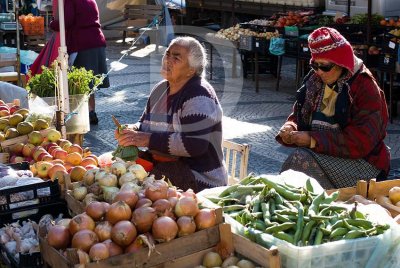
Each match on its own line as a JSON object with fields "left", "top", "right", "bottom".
{"left": 26, "top": 62, "right": 104, "bottom": 97}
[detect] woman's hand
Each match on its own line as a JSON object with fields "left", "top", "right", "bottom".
{"left": 115, "top": 128, "right": 151, "bottom": 147}
{"left": 278, "top": 125, "right": 295, "bottom": 144}
{"left": 290, "top": 131, "right": 311, "bottom": 147}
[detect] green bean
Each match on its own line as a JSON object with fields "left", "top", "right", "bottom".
{"left": 293, "top": 202, "right": 304, "bottom": 245}
{"left": 344, "top": 230, "right": 367, "bottom": 239}
{"left": 320, "top": 227, "right": 331, "bottom": 236}
{"left": 251, "top": 195, "right": 261, "bottom": 213}
{"left": 261, "top": 202, "right": 270, "bottom": 222}
{"left": 269, "top": 198, "right": 276, "bottom": 216}
{"left": 258, "top": 177, "right": 307, "bottom": 202}
{"left": 252, "top": 219, "right": 267, "bottom": 231}
{"left": 320, "top": 191, "right": 339, "bottom": 205}
{"left": 308, "top": 192, "right": 325, "bottom": 216}
{"left": 265, "top": 222, "right": 296, "bottom": 234}
{"left": 222, "top": 204, "right": 246, "bottom": 212}
{"left": 274, "top": 209, "right": 298, "bottom": 216}
{"left": 273, "top": 213, "right": 295, "bottom": 223}
{"left": 329, "top": 227, "right": 349, "bottom": 238}
{"left": 245, "top": 195, "right": 253, "bottom": 206}
{"left": 310, "top": 215, "right": 334, "bottom": 221}
{"left": 345, "top": 219, "right": 373, "bottom": 230}
{"left": 301, "top": 220, "right": 316, "bottom": 245}
{"left": 219, "top": 184, "right": 239, "bottom": 197}
{"left": 343, "top": 219, "right": 360, "bottom": 231}
{"left": 308, "top": 226, "right": 318, "bottom": 246}
{"left": 305, "top": 178, "right": 314, "bottom": 193}
{"left": 274, "top": 192, "right": 285, "bottom": 206}
{"left": 239, "top": 174, "right": 257, "bottom": 185}
{"left": 319, "top": 205, "right": 348, "bottom": 216}
{"left": 314, "top": 226, "right": 324, "bottom": 245}
{"left": 237, "top": 185, "right": 265, "bottom": 191}
{"left": 331, "top": 219, "right": 345, "bottom": 230}
{"left": 273, "top": 231, "right": 294, "bottom": 244}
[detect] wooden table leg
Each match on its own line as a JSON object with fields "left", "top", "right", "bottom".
{"left": 276, "top": 55, "right": 282, "bottom": 91}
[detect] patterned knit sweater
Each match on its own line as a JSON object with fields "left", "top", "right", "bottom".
{"left": 137, "top": 76, "right": 228, "bottom": 187}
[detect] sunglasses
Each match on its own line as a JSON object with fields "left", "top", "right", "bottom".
{"left": 310, "top": 61, "right": 336, "bottom": 72}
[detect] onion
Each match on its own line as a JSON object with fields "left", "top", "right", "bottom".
{"left": 168, "top": 196, "right": 178, "bottom": 208}
{"left": 106, "top": 201, "right": 132, "bottom": 225}
{"left": 175, "top": 196, "right": 199, "bottom": 217}
{"left": 151, "top": 199, "right": 171, "bottom": 216}
{"left": 83, "top": 169, "right": 98, "bottom": 186}
{"left": 176, "top": 216, "right": 196, "bottom": 237}
{"left": 118, "top": 172, "right": 137, "bottom": 186}
{"left": 144, "top": 180, "right": 169, "bottom": 201}
{"left": 111, "top": 161, "right": 127, "bottom": 177}
{"left": 55, "top": 218, "right": 71, "bottom": 228}
{"left": 89, "top": 243, "right": 109, "bottom": 261}
{"left": 97, "top": 173, "right": 118, "bottom": 187}
{"left": 94, "top": 221, "right": 113, "bottom": 242}
{"left": 131, "top": 206, "right": 157, "bottom": 233}
{"left": 181, "top": 189, "right": 197, "bottom": 201}
{"left": 103, "top": 239, "right": 123, "bottom": 257}
{"left": 69, "top": 214, "right": 95, "bottom": 235}
{"left": 73, "top": 186, "right": 88, "bottom": 201}
{"left": 167, "top": 187, "right": 178, "bottom": 198}
{"left": 111, "top": 220, "right": 137, "bottom": 247}
{"left": 135, "top": 198, "right": 152, "bottom": 209}
{"left": 83, "top": 193, "right": 98, "bottom": 208}
{"left": 236, "top": 259, "right": 255, "bottom": 268}
{"left": 221, "top": 256, "right": 239, "bottom": 267}
{"left": 77, "top": 249, "right": 90, "bottom": 264}
{"left": 87, "top": 182, "right": 103, "bottom": 196}
{"left": 113, "top": 191, "right": 139, "bottom": 209}
{"left": 195, "top": 209, "right": 217, "bottom": 230}
{"left": 102, "top": 202, "right": 110, "bottom": 212}
{"left": 72, "top": 229, "right": 99, "bottom": 252}
{"left": 102, "top": 186, "right": 120, "bottom": 203}
{"left": 47, "top": 225, "right": 70, "bottom": 249}
{"left": 152, "top": 216, "right": 178, "bottom": 243}
{"left": 128, "top": 164, "right": 148, "bottom": 181}
{"left": 86, "top": 201, "right": 107, "bottom": 221}
{"left": 202, "top": 252, "right": 222, "bottom": 268}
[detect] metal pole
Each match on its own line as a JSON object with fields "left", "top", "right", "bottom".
{"left": 14, "top": 0, "right": 21, "bottom": 87}
{"left": 367, "top": 0, "right": 372, "bottom": 44}
{"left": 56, "top": 0, "right": 70, "bottom": 139}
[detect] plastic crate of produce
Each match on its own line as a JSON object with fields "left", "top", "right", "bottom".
{"left": 225, "top": 215, "right": 398, "bottom": 268}
{"left": 0, "top": 201, "right": 69, "bottom": 268}
{"left": 382, "top": 34, "right": 399, "bottom": 54}
{"left": 0, "top": 180, "right": 62, "bottom": 225}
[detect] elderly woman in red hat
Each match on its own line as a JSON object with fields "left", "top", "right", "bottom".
{"left": 276, "top": 27, "right": 390, "bottom": 189}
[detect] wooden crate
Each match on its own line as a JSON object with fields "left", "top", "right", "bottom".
{"left": 0, "top": 128, "right": 53, "bottom": 152}
{"left": 368, "top": 178, "right": 400, "bottom": 217}
{"left": 154, "top": 224, "right": 281, "bottom": 268}
{"left": 326, "top": 179, "right": 368, "bottom": 201}
{"left": 40, "top": 222, "right": 228, "bottom": 268}
{"left": 62, "top": 174, "right": 85, "bottom": 216}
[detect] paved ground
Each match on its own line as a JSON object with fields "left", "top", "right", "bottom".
{"left": 83, "top": 38, "right": 400, "bottom": 178}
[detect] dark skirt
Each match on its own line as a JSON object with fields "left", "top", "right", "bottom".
{"left": 73, "top": 46, "right": 110, "bottom": 88}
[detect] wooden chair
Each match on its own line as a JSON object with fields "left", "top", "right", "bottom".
{"left": 0, "top": 59, "right": 26, "bottom": 87}
{"left": 102, "top": 4, "right": 163, "bottom": 47}
{"left": 222, "top": 140, "right": 250, "bottom": 185}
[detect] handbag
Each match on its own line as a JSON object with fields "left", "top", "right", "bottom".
{"left": 28, "top": 32, "right": 60, "bottom": 78}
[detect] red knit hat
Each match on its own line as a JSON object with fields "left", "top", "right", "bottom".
{"left": 308, "top": 27, "right": 355, "bottom": 73}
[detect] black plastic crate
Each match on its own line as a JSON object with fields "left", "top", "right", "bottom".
{"left": 0, "top": 201, "right": 69, "bottom": 268}
{"left": 382, "top": 35, "right": 399, "bottom": 54}
{"left": 284, "top": 38, "right": 298, "bottom": 57}
{"left": 253, "top": 37, "right": 269, "bottom": 53}
{"left": 378, "top": 53, "right": 397, "bottom": 72}
{"left": 366, "top": 54, "right": 380, "bottom": 69}
{"left": 0, "top": 180, "right": 61, "bottom": 221}
{"left": 239, "top": 35, "right": 254, "bottom": 51}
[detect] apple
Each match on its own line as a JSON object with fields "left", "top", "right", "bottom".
{"left": 30, "top": 163, "right": 38, "bottom": 176}
{"left": 84, "top": 164, "right": 98, "bottom": 170}
{"left": 24, "top": 156, "right": 34, "bottom": 164}
{"left": 67, "top": 144, "right": 83, "bottom": 155}
{"left": 42, "top": 154, "right": 54, "bottom": 162}
{"left": 85, "top": 154, "right": 99, "bottom": 166}
{"left": 28, "top": 131, "right": 44, "bottom": 146}
{"left": 52, "top": 170, "right": 68, "bottom": 183}
{"left": 9, "top": 105, "right": 19, "bottom": 115}
{"left": 0, "top": 105, "right": 10, "bottom": 117}
{"left": 80, "top": 157, "right": 98, "bottom": 168}
{"left": 44, "top": 142, "right": 58, "bottom": 151}
{"left": 36, "top": 161, "right": 54, "bottom": 179}
{"left": 48, "top": 145, "right": 61, "bottom": 155}
{"left": 59, "top": 139, "right": 72, "bottom": 149}
{"left": 48, "top": 164, "right": 67, "bottom": 180}
{"left": 47, "top": 129, "right": 62, "bottom": 143}
{"left": 22, "top": 143, "right": 36, "bottom": 158}
{"left": 70, "top": 166, "right": 87, "bottom": 182}
{"left": 10, "top": 142, "right": 24, "bottom": 155}
{"left": 53, "top": 149, "right": 68, "bottom": 161}
{"left": 66, "top": 152, "right": 82, "bottom": 166}
{"left": 33, "top": 147, "right": 47, "bottom": 161}
{"left": 10, "top": 155, "right": 25, "bottom": 164}
{"left": 37, "top": 152, "right": 51, "bottom": 161}
{"left": 51, "top": 159, "right": 64, "bottom": 165}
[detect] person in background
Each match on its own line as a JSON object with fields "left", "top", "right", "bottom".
{"left": 49, "top": 0, "right": 109, "bottom": 125}
{"left": 276, "top": 27, "right": 390, "bottom": 189}
{"left": 115, "top": 36, "right": 228, "bottom": 192}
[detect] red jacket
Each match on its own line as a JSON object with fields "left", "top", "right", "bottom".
{"left": 277, "top": 64, "right": 390, "bottom": 175}
{"left": 50, "top": 0, "right": 106, "bottom": 54}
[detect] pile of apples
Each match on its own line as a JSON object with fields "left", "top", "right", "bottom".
{"left": 274, "top": 11, "right": 310, "bottom": 27}
{"left": 8, "top": 129, "right": 99, "bottom": 181}
{"left": 0, "top": 99, "right": 20, "bottom": 118}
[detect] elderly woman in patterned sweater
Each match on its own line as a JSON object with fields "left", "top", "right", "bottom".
{"left": 115, "top": 36, "right": 228, "bottom": 192}
{"left": 276, "top": 27, "right": 390, "bottom": 189}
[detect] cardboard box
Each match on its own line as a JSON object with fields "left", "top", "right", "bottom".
{"left": 368, "top": 178, "right": 400, "bottom": 217}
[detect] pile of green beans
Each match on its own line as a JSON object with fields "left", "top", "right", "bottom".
{"left": 209, "top": 175, "right": 390, "bottom": 247}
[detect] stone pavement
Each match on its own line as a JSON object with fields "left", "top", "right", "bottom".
{"left": 83, "top": 39, "right": 400, "bottom": 178}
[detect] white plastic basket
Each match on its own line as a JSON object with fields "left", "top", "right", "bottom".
{"left": 225, "top": 215, "right": 400, "bottom": 268}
